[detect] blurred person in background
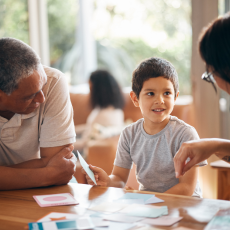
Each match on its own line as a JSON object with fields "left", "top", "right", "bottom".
{"left": 74, "top": 70, "right": 125, "bottom": 154}
{"left": 174, "top": 12, "right": 230, "bottom": 178}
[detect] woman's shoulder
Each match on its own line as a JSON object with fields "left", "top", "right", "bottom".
{"left": 93, "top": 106, "right": 124, "bottom": 126}
{"left": 99, "top": 106, "right": 124, "bottom": 115}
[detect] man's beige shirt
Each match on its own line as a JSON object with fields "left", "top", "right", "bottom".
{"left": 0, "top": 66, "right": 75, "bottom": 166}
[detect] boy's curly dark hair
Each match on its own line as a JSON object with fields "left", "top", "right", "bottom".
{"left": 132, "top": 57, "right": 179, "bottom": 99}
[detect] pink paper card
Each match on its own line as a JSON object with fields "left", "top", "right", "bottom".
{"left": 141, "top": 216, "right": 183, "bottom": 226}
{"left": 33, "top": 193, "right": 78, "bottom": 207}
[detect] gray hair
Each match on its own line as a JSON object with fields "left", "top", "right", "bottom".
{"left": 0, "top": 38, "right": 41, "bottom": 95}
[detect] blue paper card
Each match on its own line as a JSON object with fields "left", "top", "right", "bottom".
{"left": 116, "top": 192, "right": 164, "bottom": 204}
{"left": 77, "top": 151, "right": 97, "bottom": 185}
{"left": 119, "top": 204, "right": 168, "bottom": 218}
{"left": 117, "top": 193, "right": 154, "bottom": 202}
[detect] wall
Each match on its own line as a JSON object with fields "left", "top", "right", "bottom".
{"left": 191, "top": 0, "right": 220, "bottom": 199}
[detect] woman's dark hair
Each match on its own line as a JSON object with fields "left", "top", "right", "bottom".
{"left": 199, "top": 12, "right": 230, "bottom": 83}
{"left": 89, "top": 70, "right": 125, "bottom": 109}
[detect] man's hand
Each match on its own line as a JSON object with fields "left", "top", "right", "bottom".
{"left": 46, "top": 145, "right": 76, "bottom": 186}
{"left": 174, "top": 139, "right": 214, "bottom": 178}
{"left": 0, "top": 145, "right": 76, "bottom": 190}
{"left": 82, "top": 164, "right": 110, "bottom": 186}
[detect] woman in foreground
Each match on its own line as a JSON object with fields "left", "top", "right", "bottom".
{"left": 174, "top": 12, "right": 230, "bottom": 178}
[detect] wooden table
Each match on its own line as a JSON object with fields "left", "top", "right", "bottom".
{"left": 211, "top": 160, "right": 230, "bottom": 200}
{"left": 1, "top": 183, "right": 230, "bottom": 230}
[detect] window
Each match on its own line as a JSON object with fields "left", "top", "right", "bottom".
{"left": 0, "top": 0, "right": 29, "bottom": 43}
{"left": 47, "top": 0, "right": 192, "bottom": 95}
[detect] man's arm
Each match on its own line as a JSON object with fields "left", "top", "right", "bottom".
{"left": 0, "top": 146, "right": 75, "bottom": 190}
{"left": 164, "top": 166, "right": 198, "bottom": 196}
{"left": 8, "top": 145, "right": 72, "bottom": 169}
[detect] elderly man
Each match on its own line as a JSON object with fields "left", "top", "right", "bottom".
{"left": 0, "top": 38, "right": 76, "bottom": 190}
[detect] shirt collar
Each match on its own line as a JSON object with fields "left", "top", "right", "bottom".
{"left": 21, "top": 108, "right": 39, "bottom": 120}
{"left": 0, "top": 108, "right": 39, "bottom": 128}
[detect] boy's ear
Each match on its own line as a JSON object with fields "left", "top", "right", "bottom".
{"left": 130, "top": 91, "right": 139, "bottom": 107}
{"left": 174, "top": 91, "right": 179, "bottom": 102}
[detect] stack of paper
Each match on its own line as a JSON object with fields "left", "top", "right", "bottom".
{"left": 115, "top": 193, "right": 164, "bottom": 205}
{"left": 141, "top": 216, "right": 183, "bottom": 226}
{"left": 119, "top": 204, "right": 168, "bottom": 218}
{"left": 89, "top": 202, "right": 129, "bottom": 213}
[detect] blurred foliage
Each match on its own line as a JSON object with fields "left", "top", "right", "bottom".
{"left": 92, "top": 0, "right": 192, "bottom": 94}
{"left": 0, "top": 0, "right": 29, "bottom": 43}
{"left": 47, "top": 0, "right": 78, "bottom": 64}
{"left": 0, "top": 0, "right": 192, "bottom": 94}
{"left": 114, "top": 37, "right": 191, "bottom": 94}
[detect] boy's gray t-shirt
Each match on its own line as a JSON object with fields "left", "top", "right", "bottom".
{"left": 114, "top": 116, "right": 207, "bottom": 198}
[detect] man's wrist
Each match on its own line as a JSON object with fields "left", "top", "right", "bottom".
{"left": 43, "top": 167, "right": 56, "bottom": 187}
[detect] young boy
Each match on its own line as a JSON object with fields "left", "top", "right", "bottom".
{"left": 83, "top": 57, "right": 207, "bottom": 197}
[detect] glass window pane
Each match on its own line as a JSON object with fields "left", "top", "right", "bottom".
{"left": 47, "top": 0, "right": 78, "bottom": 81}
{"left": 93, "top": 0, "right": 192, "bottom": 95}
{"left": 0, "top": 0, "right": 29, "bottom": 44}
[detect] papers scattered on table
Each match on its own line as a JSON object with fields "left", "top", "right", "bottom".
{"left": 30, "top": 192, "right": 183, "bottom": 230}
{"left": 77, "top": 151, "right": 97, "bottom": 185}
{"left": 103, "top": 213, "right": 144, "bottom": 223}
{"left": 204, "top": 208, "right": 230, "bottom": 230}
{"left": 116, "top": 193, "right": 164, "bottom": 205}
{"left": 33, "top": 193, "right": 78, "bottom": 207}
{"left": 29, "top": 217, "right": 94, "bottom": 230}
{"left": 94, "top": 222, "right": 134, "bottom": 230}
{"left": 116, "top": 199, "right": 145, "bottom": 205}
{"left": 89, "top": 202, "right": 129, "bottom": 213}
{"left": 141, "top": 216, "right": 183, "bottom": 226}
{"left": 119, "top": 204, "right": 168, "bottom": 218}
{"left": 37, "top": 212, "right": 78, "bottom": 222}
{"left": 145, "top": 196, "right": 164, "bottom": 204}
{"left": 91, "top": 217, "right": 110, "bottom": 227}
{"left": 37, "top": 213, "right": 110, "bottom": 228}
{"left": 129, "top": 224, "right": 164, "bottom": 230}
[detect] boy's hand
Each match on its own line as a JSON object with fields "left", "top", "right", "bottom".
{"left": 82, "top": 164, "right": 110, "bottom": 186}
{"left": 125, "top": 185, "right": 134, "bottom": 190}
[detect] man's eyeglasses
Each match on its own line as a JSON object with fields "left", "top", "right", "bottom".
{"left": 201, "top": 71, "right": 217, "bottom": 93}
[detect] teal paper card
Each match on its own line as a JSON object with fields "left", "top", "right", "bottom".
{"left": 77, "top": 151, "right": 97, "bottom": 185}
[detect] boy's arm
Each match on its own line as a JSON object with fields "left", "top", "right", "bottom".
{"left": 164, "top": 166, "right": 198, "bottom": 196}
{"left": 109, "top": 165, "right": 130, "bottom": 187}
{"left": 83, "top": 165, "right": 130, "bottom": 188}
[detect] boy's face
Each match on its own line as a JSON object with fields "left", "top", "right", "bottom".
{"left": 130, "top": 77, "right": 179, "bottom": 133}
